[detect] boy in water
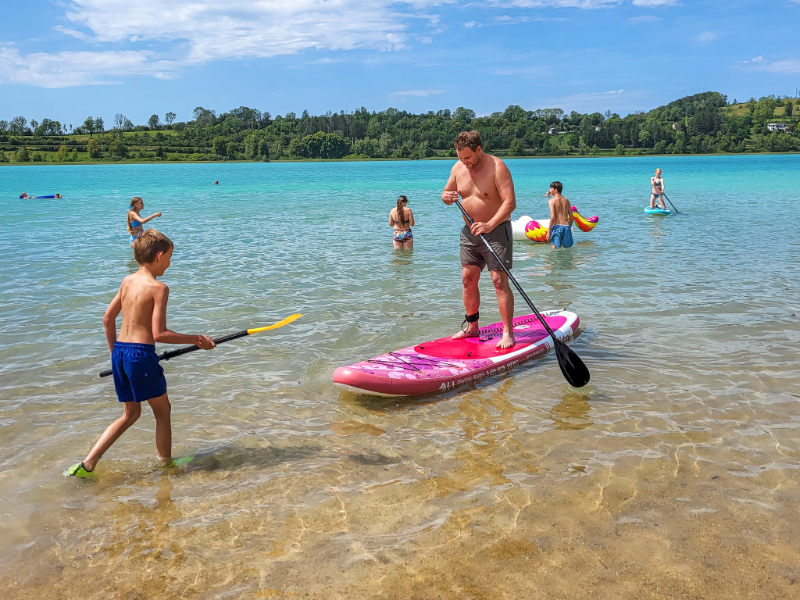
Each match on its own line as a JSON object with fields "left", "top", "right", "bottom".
{"left": 545, "top": 181, "right": 574, "bottom": 249}
{"left": 66, "top": 230, "right": 215, "bottom": 479}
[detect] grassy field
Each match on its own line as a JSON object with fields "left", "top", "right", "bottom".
{"left": 725, "top": 102, "right": 797, "bottom": 118}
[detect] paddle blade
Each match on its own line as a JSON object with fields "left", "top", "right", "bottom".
{"left": 553, "top": 338, "right": 590, "bottom": 388}
{"left": 247, "top": 314, "right": 302, "bottom": 335}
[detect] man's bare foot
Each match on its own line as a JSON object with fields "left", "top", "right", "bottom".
{"left": 496, "top": 331, "right": 515, "bottom": 349}
{"left": 452, "top": 324, "right": 480, "bottom": 340}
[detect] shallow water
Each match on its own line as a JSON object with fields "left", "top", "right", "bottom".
{"left": 1, "top": 156, "right": 799, "bottom": 598}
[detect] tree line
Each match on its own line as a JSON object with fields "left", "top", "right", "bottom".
{"left": 1, "top": 92, "right": 798, "bottom": 164}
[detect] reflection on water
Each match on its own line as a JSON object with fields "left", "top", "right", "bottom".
{"left": 1, "top": 157, "right": 800, "bottom": 598}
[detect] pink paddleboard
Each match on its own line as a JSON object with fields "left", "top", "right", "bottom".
{"left": 333, "top": 310, "right": 580, "bottom": 397}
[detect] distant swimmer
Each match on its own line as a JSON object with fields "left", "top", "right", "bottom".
{"left": 19, "top": 193, "right": 62, "bottom": 199}
{"left": 64, "top": 229, "right": 215, "bottom": 480}
{"left": 649, "top": 168, "right": 666, "bottom": 210}
{"left": 214, "top": 180, "right": 219, "bottom": 185}
{"left": 389, "top": 195, "right": 415, "bottom": 249}
{"left": 127, "top": 196, "right": 162, "bottom": 248}
{"left": 544, "top": 181, "right": 574, "bottom": 249}
{"left": 442, "top": 130, "right": 517, "bottom": 349}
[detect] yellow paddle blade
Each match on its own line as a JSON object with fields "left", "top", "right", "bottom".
{"left": 247, "top": 314, "right": 302, "bottom": 335}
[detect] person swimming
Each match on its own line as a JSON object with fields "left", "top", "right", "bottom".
{"left": 127, "top": 197, "right": 162, "bottom": 247}
{"left": 389, "top": 195, "right": 415, "bottom": 249}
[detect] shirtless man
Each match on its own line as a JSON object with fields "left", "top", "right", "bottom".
{"left": 65, "top": 229, "right": 215, "bottom": 479}
{"left": 441, "top": 131, "right": 517, "bottom": 349}
{"left": 545, "top": 181, "right": 575, "bottom": 249}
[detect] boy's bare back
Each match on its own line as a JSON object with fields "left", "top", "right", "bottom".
{"left": 549, "top": 194, "right": 573, "bottom": 227}
{"left": 116, "top": 271, "right": 168, "bottom": 345}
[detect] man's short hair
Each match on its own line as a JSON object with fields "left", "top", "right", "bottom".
{"left": 133, "top": 229, "right": 173, "bottom": 264}
{"left": 454, "top": 131, "right": 483, "bottom": 152}
{"left": 550, "top": 181, "right": 563, "bottom": 194}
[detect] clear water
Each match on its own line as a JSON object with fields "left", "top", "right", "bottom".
{"left": 1, "top": 156, "right": 799, "bottom": 598}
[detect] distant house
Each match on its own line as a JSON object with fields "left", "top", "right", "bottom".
{"left": 547, "top": 127, "right": 558, "bottom": 135}
{"left": 671, "top": 122, "right": 680, "bottom": 130}
{"left": 594, "top": 126, "right": 602, "bottom": 132}
{"left": 767, "top": 122, "right": 787, "bottom": 132}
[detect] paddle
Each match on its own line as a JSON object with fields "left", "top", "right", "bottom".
{"left": 662, "top": 193, "right": 681, "bottom": 214}
{"left": 453, "top": 200, "right": 590, "bottom": 387}
{"left": 99, "top": 314, "right": 302, "bottom": 378}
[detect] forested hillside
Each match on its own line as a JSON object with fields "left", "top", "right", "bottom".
{"left": 1, "top": 92, "right": 797, "bottom": 164}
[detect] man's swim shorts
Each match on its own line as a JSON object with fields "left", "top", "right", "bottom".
{"left": 111, "top": 342, "right": 167, "bottom": 403}
{"left": 550, "top": 225, "right": 574, "bottom": 249}
{"left": 460, "top": 220, "right": 513, "bottom": 271}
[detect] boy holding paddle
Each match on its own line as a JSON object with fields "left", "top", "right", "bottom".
{"left": 66, "top": 229, "right": 215, "bottom": 479}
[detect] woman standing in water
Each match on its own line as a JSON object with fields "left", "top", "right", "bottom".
{"left": 389, "top": 195, "right": 415, "bottom": 249}
{"left": 127, "top": 197, "right": 162, "bottom": 247}
{"left": 649, "top": 168, "right": 667, "bottom": 210}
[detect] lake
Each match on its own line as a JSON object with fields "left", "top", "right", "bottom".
{"left": 1, "top": 155, "right": 798, "bottom": 598}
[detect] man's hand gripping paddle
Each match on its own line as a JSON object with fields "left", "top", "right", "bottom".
{"left": 454, "top": 200, "right": 590, "bottom": 387}
{"left": 99, "top": 314, "right": 302, "bottom": 378}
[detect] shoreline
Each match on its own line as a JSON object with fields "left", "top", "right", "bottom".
{"left": 3, "top": 149, "right": 800, "bottom": 167}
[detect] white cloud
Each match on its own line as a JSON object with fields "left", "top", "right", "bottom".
{"left": 0, "top": 0, "right": 687, "bottom": 88}
{"left": 695, "top": 31, "right": 717, "bottom": 43}
{"left": 390, "top": 89, "right": 445, "bottom": 97}
{"left": 541, "top": 88, "right": 653, "bottom": 112}
{"left": 738, "top": 56, "right": 800, "bottom": 74}
{"left": 0, "top": 45, "right": 174, "bottom": 87}
{"left": 632, "top": 0, "right": 680, "bottom": 6}
{"left": 626, "top": 15, "right": 661, "bottom": 23}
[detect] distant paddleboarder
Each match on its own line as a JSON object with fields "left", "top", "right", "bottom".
{"left": 441, "top": 131, "right": 517, "bottom": 349}
{"left": 127, "top": 196, "right": 162, "bottom": 248}
{"left": 649, "top": 168, "right": 666, "bottom": 210}
{"left": 389, "top": 195, "right": 415, "bottom": 249}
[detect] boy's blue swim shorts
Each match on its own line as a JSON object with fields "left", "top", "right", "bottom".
{"left": 550, "top": 225, "right": 574, "bottom": 249}
{"left": 111, "top": 342, "right": 167, "bottom": 403}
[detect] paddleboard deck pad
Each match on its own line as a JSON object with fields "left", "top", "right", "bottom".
{"left": 333, "top": 310, "right": 580, "bottom": 397}
{"left": 644, "top": 207, "right": 670, "bottom": 215}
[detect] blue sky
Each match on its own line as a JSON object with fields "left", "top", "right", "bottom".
{"left": 1, "top": 0, "right": 799, "bottom": 126}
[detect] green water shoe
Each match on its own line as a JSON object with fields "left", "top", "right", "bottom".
{"left": 165, "top": 454, "right": 196, "bottom": 468}
{"left": 64, "top": 462, "right": 98, "bottom": 481}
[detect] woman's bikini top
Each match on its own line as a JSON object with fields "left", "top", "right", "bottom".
{"left": 391, "top": 208, "right": 410, "bottom": 229}
{"left": 129, "top": 212, "right": 143, "bottom": 230}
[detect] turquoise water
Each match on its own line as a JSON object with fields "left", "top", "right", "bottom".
{"left": 1, "top": 156, "right": 799, "bottom": 598}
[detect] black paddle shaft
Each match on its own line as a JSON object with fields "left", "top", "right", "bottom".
{"left": 662, "top": 193, "right": 681, "bottom": 214}
{"left": 454, "top": 200, "right": 590, "bottom": 387}
{"left": 98, "top": 329, "right": 248, "bottom": 378}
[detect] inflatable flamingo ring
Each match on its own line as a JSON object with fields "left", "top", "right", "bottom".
{"left": 511, "top": 206, "right": 599, "bottom": 242}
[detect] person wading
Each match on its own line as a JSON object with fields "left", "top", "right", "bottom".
{"left": 389, "top": 195, "right": 415, "bottom": 249}
{"left": 441, "top": 131, "right": 517, "bottom": 349}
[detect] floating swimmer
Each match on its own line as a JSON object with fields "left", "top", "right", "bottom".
{"left": 19, "top": 193, "right": 62, "bottom": 199}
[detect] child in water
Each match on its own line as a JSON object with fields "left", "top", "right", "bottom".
{"left": 545, "top": 181, "right": 574, "bottom": 249}
{"left": 65, "top": 230, "right": 215, "bottom": 479}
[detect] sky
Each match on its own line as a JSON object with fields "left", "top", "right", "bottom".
{"left": 0, "top": 0, "right": 799, "bottom": 127}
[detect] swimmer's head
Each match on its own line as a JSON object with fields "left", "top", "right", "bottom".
{"left": 130, "top": 196, "right": 143, "bottom": 210}
{"left": 133, "top": 229, "right": 174, "bottom": 270}
{"left": 655, "top": 168, "right": 662, "bottom": 176}
{"left": 549, "top": 181, "right": 563, "bottom": 194}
